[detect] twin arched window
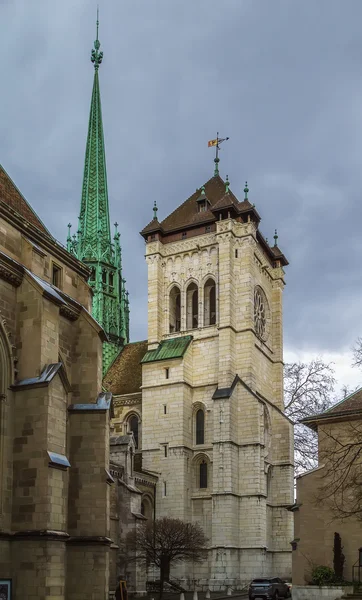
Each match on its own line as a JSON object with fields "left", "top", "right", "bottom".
{"left": 204, "top": 278, "right": 216, "bottom": 326}
{"left": 186, "top": 283, "right": 198, "bottom": 329}
{"left": 169, "top": 286, "right": 181, "bottom": 333}
{"left": 169, "top": 279, "right": 216, "bottom": 333}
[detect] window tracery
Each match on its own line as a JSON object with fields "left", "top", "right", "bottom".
{"left": 254, "top": 286, "right": 269, "bottom": 341}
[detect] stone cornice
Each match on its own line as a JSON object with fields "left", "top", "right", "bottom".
{"left": 0, "top": 251, "right": 23, "bottom": 287}
{"left": 0, "top": 201, "right": 90, "bottom": 279}
{"left": 59, "top": 304, "right": 80, "bottom": 321}
{"left": 67, "top": 536, "right": 112, "bottom": 546}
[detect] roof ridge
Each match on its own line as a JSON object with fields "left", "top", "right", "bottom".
{"left": 325, "top": 385, "right": 362, "bottom": 414}
{"left": 0, "top": 164, "right": 52, "bottom": 236}
{"left": 160, "top": 175, "right": 223, "bottom": 227}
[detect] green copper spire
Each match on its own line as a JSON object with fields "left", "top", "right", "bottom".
{"left": 244, "top": 181, "right": 249, "bottom": 200}
{"left": 274, "top": 229, "right": 278, "bottom": 247}
{"left": 153, "top": 201, "right": 158, "bottom": 220}
{"left": 225, "top": 175, "right": 230, "bottom": 193}
{"left": 67, "top": 14, "right": 129, "bottom": 375}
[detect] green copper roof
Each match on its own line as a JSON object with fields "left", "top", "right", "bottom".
{"left": 67, "top": 16, "right": 129, "bottom": 375}
{"left": 78, "top": 60, "right": 110, "bottom": 252}
{"left": 141, "top": 336, "right": 193, "bottom": 364}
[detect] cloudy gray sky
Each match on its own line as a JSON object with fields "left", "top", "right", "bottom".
{"left": 2, "top": 0, "right": 362, "bottom": 389}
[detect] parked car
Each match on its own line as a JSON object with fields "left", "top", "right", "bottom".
{"left": 249, "top": 578, "right": 291, "bottom": 600}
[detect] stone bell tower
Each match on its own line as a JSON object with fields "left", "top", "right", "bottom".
{"left": 140, "top": 165, "right": 294, "bottom": 587}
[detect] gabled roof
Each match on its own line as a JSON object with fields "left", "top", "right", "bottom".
{"left": 141, "top": 218, "right": 163, "bottom": 235}
{"left": 0, "top": 164, "right": 50, "bottom": 235}
{"left": 141, "top": 335, "right": 193, "bottom": 363}
{"left": 13, "top": 362, "right": 71, "bottom": 391}
{"left": 149, "top": 175, "right": 259, "bottom": 234}
{"left": 103, "top": 340, "right": 148, "bottom": 395}
{"left": 301, "top": 386, "right": 362, "bottom": 431}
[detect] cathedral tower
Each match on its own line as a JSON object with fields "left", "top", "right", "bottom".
{"left": 140, "top": 168, "right": 294, "bottom": 586}
{"left": 68, "top": 17, "right": 129, "bottom": 374}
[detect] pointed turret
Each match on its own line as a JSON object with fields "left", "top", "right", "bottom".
{"left": 68, "top": 13, "right": 129, "bottom": 374}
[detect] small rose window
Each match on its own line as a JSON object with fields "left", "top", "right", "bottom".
{"left": 254, "top": 286, "right": 269, "bottom": 341}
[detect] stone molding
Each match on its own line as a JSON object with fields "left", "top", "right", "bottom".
{"left": 0, "top": 201, "right": 90, "bottom": 279}
{"left": 0, "top": 251, "right": 23, "bottom": 287}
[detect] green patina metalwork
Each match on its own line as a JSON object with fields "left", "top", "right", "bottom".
{"left": 67, "top": 16, "right": 129, "bottom": 374}
{"left": 244, "top": 181, "right": 249, "bottom": 200}
{"left": 141, "top": 336, "right": 193, "bottom": 364}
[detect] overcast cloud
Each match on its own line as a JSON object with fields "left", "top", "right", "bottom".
{"left": 2, "top": 0, "right": 362, "bottom": 392}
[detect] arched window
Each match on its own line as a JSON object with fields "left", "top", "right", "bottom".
{"left": 196, "top": 409, "right": 204, "bottom": 445}
{"left": 204, "top": 278, "right": 216, "bottom": 326}
{"left": 200, "top": 461, "right": 208, "bottom": 489}
{"left": 169, "top": 286, "right": 181, "bottom": 333}
{"left": 141, "top": 496, "right": 153, "bottom": 520}
{"left": 129, "top": 415, "right": 139, "bottom": 449}
{"left": 186, "top": 282, "right": 198, "bottom": 329}
{"left": 266, "top": 467, "right": 272, "bottom": 498}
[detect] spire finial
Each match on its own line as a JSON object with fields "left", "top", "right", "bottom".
{"left": 153, "top": 201, "right": 158, "bottom": 220}
{"left": 208, "top": 133, "right": 229, "bottom": 177}
{"left": 274, "top": 229, "right": 278, "bottom": 247}
{"left": 244, "top": 181, "right": 249, "bottom": 200}
{"left": 91, "top": 7, "right": 103, "bottom": 70}
{"left": 225, "top": 175, "right": 230, "bottom": 193}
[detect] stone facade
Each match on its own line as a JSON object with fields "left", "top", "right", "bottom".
{"left": 109, "top": 177, "right": 294, "bottom": 589}
{"left": 292, "top": 393, "right": 362, "bottom": 585}
{"left": 0, "top": 166, "right": 112, "bottom": 600}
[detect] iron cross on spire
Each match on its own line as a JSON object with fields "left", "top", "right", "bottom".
{"left": 91, "top": 7, "right": 103, "bottom": 70}
{"left": 208, "top": 132, "right": 229, "bottom": 176}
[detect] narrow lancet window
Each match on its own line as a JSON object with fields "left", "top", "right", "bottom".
{"left": 200, "top": 461, "right": 208, "bottom": 488}
{"left": 196, "top": 409, "right": 205, "bottom": 445}
{"left": 129, "top": 415, "right": 139, "bottom": 449}
{"left": 204, "top": 278, "right": 216, "bottom": 326}
{"left": 186, "top": 282, "right": 198, "bottom": 329}
{"left": 169, "top": 286, "right": 181, "bottom": 333}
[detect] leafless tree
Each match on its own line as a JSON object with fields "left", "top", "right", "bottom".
{"left": 353, "top": 337, "right": 362, "bottom": 370}
{"left": 317, "top": 420, "right": 362, "bottom": 520}
{"left": 126, "top": 517, "right": 208, "bottom": 599}
{"left": 284, "top": 359, "right": 336, "bottom": 475}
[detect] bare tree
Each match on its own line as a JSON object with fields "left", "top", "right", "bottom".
{"left": 317, "top": 420, "right": 362, "bottom": 520}
{"left": 353, "top": 337, "right": 362, "bottom": 370}
{"left": 284, "top": 359, "right": 336, "bottom": 474}
{"left": 126, "top": 517, "right": 208, "bottom": 599}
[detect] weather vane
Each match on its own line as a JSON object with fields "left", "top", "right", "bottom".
{"left": 91, "top": 6, "right": 103, "bottom": 70}
{"left": 208, "top": 132, "right": 229, "bottom": 176}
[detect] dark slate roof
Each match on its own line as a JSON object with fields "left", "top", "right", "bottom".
{"left": 103, "top": 340, "right": 148, "bottom": 395}
{"left": 151, "top": 175, "right": 258, "bottom": 234}
{"left": 301, "top": 386, "right": 362, "bottom": 431}
{"left": 141, "top": 218, "right": 163, "bottom": 235}
{"left": 13, "top": 363, "right": 70, "bottom": 390}
{"left": 211, "top": 192, "right": 237, "bottom": 212}
{"left": 325, "top": 387, "right": 362, "bottom": 415}
{"left": 0, "top": 164, "right": 50, "bottom": 235}
{"left": 141, "top": 335, "right": 192, "bottom": 363}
